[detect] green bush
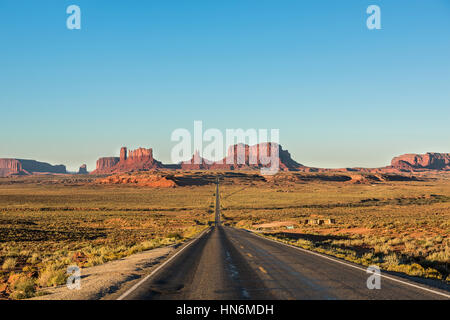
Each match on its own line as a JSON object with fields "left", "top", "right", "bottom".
{"left": 167, "top": 232, "right": 182, "bottom": 240}
{"left": 10, "top": 276, "right": 36, "bottom": 299}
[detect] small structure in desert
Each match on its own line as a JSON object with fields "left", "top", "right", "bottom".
{"left": 305, "top": 218, "right": 335, "bottom": 225}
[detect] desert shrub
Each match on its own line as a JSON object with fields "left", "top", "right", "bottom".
{"left": 183, "top": 226, "right": 206, "bottom": 239}
{"left": 125, "top": 244, "right": 144, "bottom": 256}
{"left": 10, "top": 276, "right": 36, "bottom": 299}
{"left": 167, "top": 232, "right": 182, "bottom": 240}
{"left": 386, "top": 263, "right": 442, "bottom": 279}
{"left": 38, "top": 266, "right": 66, "bottom": 287}
{"left": 388, "top": 238, "right": 403, "bottom": 246}
{"left": 362, "top": 252, "right": 374, "bottom": 261}
{"left": 87, "top": 255, "right": 106, "bottom": 267}
{"left": 384, "top": 253, "right": 401, "bottom": 266}
{"left": 140, "top": 240, "right": 158, "bottom": 250}
{"left": 2, "top": 258, "right": 17, "bottom": 270}
{"left": 295, "top": 239, "right": 314, "bottom": 249}
{"left": 427, "top": 250, "right": 450, "bottom": 263}
{"left": 5, "top": 247, "right": 20, "bottom": 257}
{"left": 28, "top": 253, "right": 40, "bottom": 264}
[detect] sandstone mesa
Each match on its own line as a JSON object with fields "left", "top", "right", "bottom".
{"left": 1, "top": 147, "right": 449, "bottom": 178}
{"left": 0, "top": 159, "right": 66, "bottom": 177}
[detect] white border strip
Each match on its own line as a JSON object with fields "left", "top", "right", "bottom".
{"left": 117, "top": 227, "right": 211, "bottom": 300}
{"left": 247, "top": 230, "right": 450, "bottom": 299}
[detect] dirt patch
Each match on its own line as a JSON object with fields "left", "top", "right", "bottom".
{"left": 253, "top": 221, "right": 297, "bottom": 229}
{"left": 29, "top": 245, "right": 175, "bottom": 300}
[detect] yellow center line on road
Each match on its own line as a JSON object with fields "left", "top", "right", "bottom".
{"left": 258, "top": 266, "right": 267, "bottom": 274}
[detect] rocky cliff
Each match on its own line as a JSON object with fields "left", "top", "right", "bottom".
{"left": 0, "top": 158, "right": 67, "bottom": 177}
{"left": 0, "top": 159, "right": 24, "bottom": 177}
{"left": 390, "top": 152, "right": 450, "bottom": 171}
{"left": 181, "top": 143, "right": 303, "bottom": 172}
{"left": 19, "top": 160, "right": 66, "bottom": 174}
{"left": 90, "top": 148, "right": 450, "bottom": 176}
{"left": 92, "top": 157, "right": 120, "bottom": 174}
{"left": 91, "top": 147, "right": 163, "bottom": 174}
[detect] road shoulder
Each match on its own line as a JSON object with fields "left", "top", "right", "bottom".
{"left": 29, "top": 245, "right": 176, "bottom": 300}
{"left": 242, "top": 228, "right": 450, "bottom": 298}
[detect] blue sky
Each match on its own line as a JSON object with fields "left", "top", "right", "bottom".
{"left": 1, "top": 0, "right": 449, "bottom": 171}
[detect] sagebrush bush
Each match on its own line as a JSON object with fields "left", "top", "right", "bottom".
{"left": 384, "top": 253, "right": 401, "bottom": 266}
{"left": 38, "top": 266, "right": 66, "bottom": 287}
{"left": 10, "top": 276, "right": 36, "bottom": 299}
{"left": 2, "top": 258, "right": 17, "bottom": 270}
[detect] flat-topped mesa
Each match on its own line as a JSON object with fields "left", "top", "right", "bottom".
{"left": 0, "top": 159, "right": 22, "bottom": 172}
{"left": 0, "top": 159, "right": 24, "bottom": 177}
{"left": 92, "top": 157, "right": 120, "bottom": 174}
{"left": 182, "top": 143, "right": 303, "bottom": 171}
{"left": 0, "top": 158, "right": 67, "bottom": 177}
{"left": 221, "top": 143, "right": 302, "bottom": 171}
{"left": 91, "top": 147, "right": 163, "bottom": 174}
{"left": 390, "top": 152, "right": 450, "bottom": 171}
{"left": 127, "top": 147, "right": 153, "bottom": 162}
{"left": 19, "top": 160, "right": 66, "bottom": 174}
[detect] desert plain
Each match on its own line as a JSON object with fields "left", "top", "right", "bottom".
{"left": 0, "top": 170, "right": 448, "bottom": 299}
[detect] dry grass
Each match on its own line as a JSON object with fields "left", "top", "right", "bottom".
{"left": 219, "top": 172, "right": 450, "bottom": 282}
{"left": 0, "top": 175, "right": 213, "bottom": 299}
{"left": 0, "top": 171, "right": 449, "bottom": 298}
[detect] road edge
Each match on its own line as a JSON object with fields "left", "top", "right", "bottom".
{"left": 116, "top": 226, "right": 211, "bottom": 300}
{"left": 243, "top": 228, "right": 450, "bottom": 299}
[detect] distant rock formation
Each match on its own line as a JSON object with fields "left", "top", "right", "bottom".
{"left": 87, "top": 148, "right": 450, "bottom": 176}
{"left": 78, "top": 164, "right": 88, "bottom": 174}
{"left": 0, "top": 158, "right": 67, "bottom": 177}
{"left": 0, "top": 159, "right": 24, "bottom": 177}
{"left": 94, "top": 157, "right": 120, "bottom": 174}
{"left": 390, "top": 153, "right": 450, "bottom": 171}
{"left": 181, "top": 150, "right": 213, "bottom": 170}
{"left": 182, "top": 143, "right": 304, "bottom": 172}
{"left": 91, "top": 147, "right": 164, "bottom": 174}
{"left": 97, "top": 173, "right": 177, "bottom": 188}
{"left": 321, "top": 152, "right": 450, "bottom": 173}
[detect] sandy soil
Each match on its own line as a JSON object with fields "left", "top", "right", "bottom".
{"left": 253, "top": 221, "right": 297, "bottom": 229}
{"left": 30, "top": 245, "right": 176, "bottom": 300}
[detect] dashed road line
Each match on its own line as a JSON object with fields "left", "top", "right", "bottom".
{"left": 246, "top": 229, "right": 450, "bottom": 299}
{"left": 258, "top": 266, "right": 268, "bottom": 274}
{"left": 117, "top": 227, "right": 211, "bottom": 300}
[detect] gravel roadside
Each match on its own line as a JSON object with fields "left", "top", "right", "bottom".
{"left": 29, "top": 245, "right": 177, "bottom": 300}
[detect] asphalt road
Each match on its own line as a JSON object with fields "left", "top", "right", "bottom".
{"left": 118, "top": 180, "right": 449, "bottom": 300}
{"left": 119, "top": 226, "right": 449, "bottom": 300}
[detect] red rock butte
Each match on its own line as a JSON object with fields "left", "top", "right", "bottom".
{"left": 389, "top": 153, "right": 450, "bottom": 171}
{"left": 91, "top": 147, "right": 164, "bottom": 174}
{"left": 181, "top": 143, "right": 304, "bottom": 171}
{"left": 89, "top": 147, "right": 450, "bottom": 175}
{"left": 92, "top": 143, "right": 304, "bottom": 174}
{"left": 1, "top": 149, "right": 449, "bottom": 177}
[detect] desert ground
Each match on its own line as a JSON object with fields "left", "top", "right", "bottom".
{"left": 0, "top": 171, "right": 449, "bottom": 299}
